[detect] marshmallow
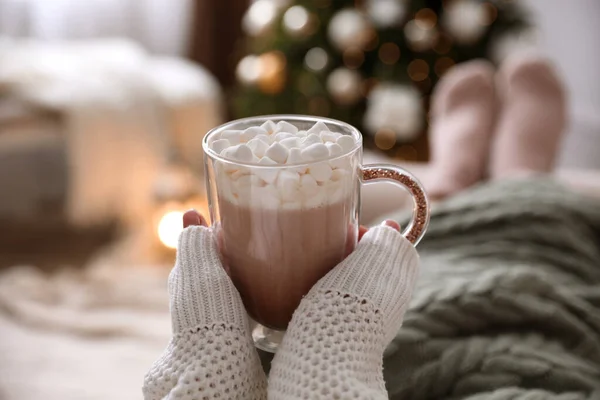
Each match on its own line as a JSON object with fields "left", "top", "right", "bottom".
{"left": 221, "top": 130, "right": 243, "bottom": 144}
{"left": 328, "top": 182, "right": 345, "bottom": 203}
{"left": 280, "top": 137, "right": 301, "bottom": 149}
{"left": 207, "top": 131, "right": 221, "bottom": 146}
{"left": 258, "top": 155, "right": 278, "bottom": 166}
{"left": 287, "top": 147, "right": 307, "bottom": 173}
{"left": 220, "top": 179, "right": 238, "bottom": 205}
{"left": 275, "top": 132, "right": 295, "bottom": 142}
{"left": 326, "top": 142, "right": 348, "bottom": 169}
{"left": 230, "top": 169, "right": 250, "bottom": 181}
{"left": 301, "top": 134, "right": 323, "bottom": 147}
{"left": 211, "top": 139, "right": 231, "bottom": 155}
{"left": 321, "top": 131, "right": 342, "bottom": 143}
{"left": 256, "top": 185, "right": 280, "bottom": 208}
{"left": 325, "top": 142, "right": 343, "bottom": 157}
{"left": 304, "top": 190, "right": 326, "bottom": 208}
{"left": 306, "top": 121, "right": 330, "bottom": 135}
{"left": 300, "top": 174, "right": 318, "bottom": 196}
{"left": 275, "top": 121, "right": 298, "bottom": 134}
{"left": 237, "top": 174, "right": 262, "bottom": 187}
{"left": 336, "top": 135, "right": 356, "bottom": 152}
{"left": 265, "top": 142, "right": 289, "bottom": 164}
{"left": 255, "top": 156, "right": 279, "bottom": 184}
{"left": 221, "top": 144, "right": 254, "bottom": 163}
{"left": 255, "top": 134, "right": 272, "bottom": 144}
{"left": 301, "top": 143, "right": 329, "bottom": 161}
{"left": 286, "top": 148, "right": 304, "bottom": 164}
{"left": 277, "top": 171, "right": 300, "bottom": 202}
{"left": 331, "top": 168, "right": 350, "bottom": 183}
{"left": 247, "top": 137, "right": 269, "bottom": 158}
{"left": 308, "top": 162, "right": 332, "bottom": 182}
{"left": 212, "top": 121, "right": 357, "bottom": 210}
{"left": 330, "top": 157, "right": 350, "bottom": 170}
{"left": 261, "top": 120, "right": 277, "bottom": 134}
{"left": 241, "top": 127, "right": 267, "bottom": 142}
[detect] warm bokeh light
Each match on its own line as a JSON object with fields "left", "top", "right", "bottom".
{"left": 408, "top": 59, "right": 430, "bottom": 82}
{"left": 404, "top": 19, "right": 437, "bottom": 51}
{"left": 343, "top": 47, "right": 365, "bottom": 69}
{"left": 326, "top": 68, "right": 362, "bottom": 105}
{"left": 156, "top": 197, "right": 210, "bottom": 250}
{"left": 305, "top": 47, "right": 329, "bottom": 72}
{"left": 415, "top": 8, "right": 437, "bottom": 30}
{"left": 482, "top": 2, "right": 498, "bottom": 25}
{"left": 364, "top": 29, "right": 380, "bottom": 51}
{"left": 158, "top": 211, "right": 184, "bottom": 249}
{"left": 378, "top": 42, "right": 400, "bottom": 65}
{"left": 242, "top": 0, "right": 277, "bottom": 36}
{"left": 258, "top": 51, "right": 287, "bottom": 94}
{"left": 283, "top": 6, "right": 311, "bottom": 36}
{"left": 236, "top": 55, "right": 261, "bottom": 85}
{"left": 374, "top": 128, "right": 397, "bottom": 150}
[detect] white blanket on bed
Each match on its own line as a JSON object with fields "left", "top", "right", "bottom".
{"left": 0, "top": 37, "right": 221, "bottom": 227}
{"left": 0, "top": 259, "right": 172, "bottom": 400}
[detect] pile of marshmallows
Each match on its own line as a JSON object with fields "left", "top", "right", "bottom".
{"left": 208, "top": 120, "right": 358, "bottom": 208}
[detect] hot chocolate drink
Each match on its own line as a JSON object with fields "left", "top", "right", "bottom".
{"left": 207, "top": 119, "right": 359, "bottom": 329}
{"left": 219, "top": 198, "right": 355, "bottom": 329}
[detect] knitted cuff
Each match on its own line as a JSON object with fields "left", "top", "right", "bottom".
{"left": 168, "top": 226, "right": 249, "bottom": 334}
{"left": 310, "top": 225, "right": 420, "bottom": 341}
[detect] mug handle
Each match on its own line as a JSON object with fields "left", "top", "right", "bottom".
{"left": 361, "top": 164, "right": 430, "bottom": 246}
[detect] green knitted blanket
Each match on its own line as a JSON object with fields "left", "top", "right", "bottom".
{"left": 385, "top": 178, "right": 600, "bottom": 399}
{"left": 258, "top": 178, "right": 600, "bottom": 398}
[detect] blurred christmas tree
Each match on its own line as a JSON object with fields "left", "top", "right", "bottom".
{"left": 231, "top": 0, "right": 532, "bottom": 161}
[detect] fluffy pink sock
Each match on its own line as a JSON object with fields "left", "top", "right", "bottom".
{"left": 489, "top": 55, "right": 567, "bottom": 178}
{"left": 428, "top": 60, "right": 497, "bottom": 199}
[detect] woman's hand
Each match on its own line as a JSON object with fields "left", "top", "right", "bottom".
{"left": 143, "top": 210, "right": 267, "bottom": 400}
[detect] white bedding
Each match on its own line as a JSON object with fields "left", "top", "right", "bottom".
{"left": 0, "top": 261, "right": 172, "bottom": 400}
{"left": 0, "top": 37, "right": 222, "bottom": 227}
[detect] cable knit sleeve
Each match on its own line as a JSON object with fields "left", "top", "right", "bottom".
{"left": 268, "top": 225, "right": 420, "bottom": 399}
{"left": 143, "top": 226, "right": 267, "bottom": 400}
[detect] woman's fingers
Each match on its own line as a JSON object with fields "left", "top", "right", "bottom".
{"left": 358, "top": 220, "right": 400, "bottom": 242}
{"left": 183, "top": 209, "right": 208, "bottom": 228}
{"left": 381, "top": 220, "right": 401, "bottom": 231}
{"left": 358, "top": 225, "right": 368, "bottom": 241}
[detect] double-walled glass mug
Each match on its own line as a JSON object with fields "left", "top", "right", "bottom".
{"left": 202, "top": 115, "right": 429, "bottom": 352}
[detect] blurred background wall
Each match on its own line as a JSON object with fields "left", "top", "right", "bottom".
{"left": 523, "top": 0, "right": 600, "bottom": 169}
{"left": 0, "top": 0, "right": 193, "bottom": 56}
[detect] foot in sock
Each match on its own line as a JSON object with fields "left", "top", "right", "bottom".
{"left": 490, "top": 55, "right": 567, "bottom": 179}
{"left": 428, "top": 60, "right": 497, "bottom": 200}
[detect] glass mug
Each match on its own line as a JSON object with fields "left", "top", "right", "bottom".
{"left": 202, "top": 115, "right": 429, "bottom": 352}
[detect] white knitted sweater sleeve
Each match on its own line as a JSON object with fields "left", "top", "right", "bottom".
{"left": 142, "top": 226, "right": 267, "bottom": 400}
{"left": 268, "top": 226, "right": 420, "bottom": 399}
